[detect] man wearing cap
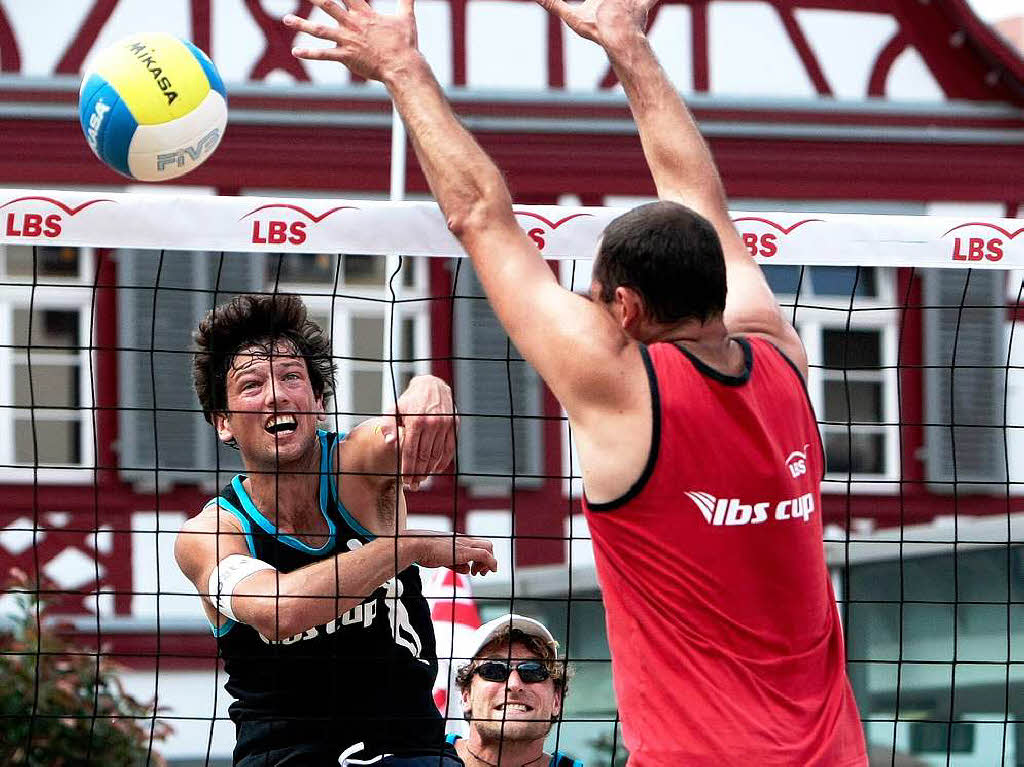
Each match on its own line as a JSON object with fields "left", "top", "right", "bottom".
{"left": 446, "top": 615, "right": 583, "bottom": 767}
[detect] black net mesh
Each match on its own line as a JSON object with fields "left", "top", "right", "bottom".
{"left": 1, "top": 245, "right": 1022, "bottom": 766}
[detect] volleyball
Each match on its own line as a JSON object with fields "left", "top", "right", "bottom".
{"left": 78, "top": 34, "right": 227, "bottom": 182}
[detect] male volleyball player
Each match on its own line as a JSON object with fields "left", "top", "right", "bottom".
{"left": 448, "top": 614, "right": 582, "bottom": 767}
{"left": 287, "top": 0, "right": 867, "bottom": 763}
{"left": 175, "top": 293, "right": 497, "bottom": 766}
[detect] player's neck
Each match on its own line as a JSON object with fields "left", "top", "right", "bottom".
{"left": 459, "top": 734, "right": 548, "bottom": 767}
{"left": 241, "top": 440, "right": 322, "bottom": 529}
{"left": 649, "top": 317, "right": 745, "bottom": 375}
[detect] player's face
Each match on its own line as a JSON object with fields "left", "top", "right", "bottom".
{"left": 463, "top": 640, "right": 562, "bottom": 744}
{"left": 216, "top": 342, "right": 325, "bottom": 468}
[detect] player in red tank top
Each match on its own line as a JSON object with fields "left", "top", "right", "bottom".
{"left": 585, "top": 337, "right": 864, "bottom": 764}
{"left": 290, "top": 0, "right": 867, "bottom": 763}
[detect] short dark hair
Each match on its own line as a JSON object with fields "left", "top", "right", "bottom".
{"left": 455, "top": 627, "right": 572, "bottom": 700}
{"left": 192, "top": 293, "right": 335, "bottom": 424}
{"left": 593, "top": 200, "right": 726, "bottom": 324}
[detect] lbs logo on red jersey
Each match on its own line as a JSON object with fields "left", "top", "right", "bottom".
{"left": 785, "top": 445, "right": 809, "bottom": 478}
{"left": 685, "top": 490, "right": 815, "bottom": 527}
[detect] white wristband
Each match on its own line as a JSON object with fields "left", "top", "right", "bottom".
{"left": 207, "top": 554, "right": 274, "bottom": 622}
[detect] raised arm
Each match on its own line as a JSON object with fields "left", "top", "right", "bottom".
{"left": 539, "top": 0, "right": 806, "bottom": 375}
{"left": 175, "top": 508, "right": 496, "bottom": 640}
{"left": 285, "top": 0, "right": 638, "bottom": 419}
{"left": 376, "top": 374, "right": 458, "bottom": 491}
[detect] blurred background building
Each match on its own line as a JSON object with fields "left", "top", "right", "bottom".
{"left": 0, "top": 1, "right": 1023, "bottom": 764}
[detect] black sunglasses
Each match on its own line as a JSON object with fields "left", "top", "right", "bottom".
{"left": 473, "top": 660, "right": 551, "bottom": 684}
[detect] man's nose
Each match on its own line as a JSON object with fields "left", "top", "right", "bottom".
{"left": 264, "top": 378, "right": 289, "bottom": 410}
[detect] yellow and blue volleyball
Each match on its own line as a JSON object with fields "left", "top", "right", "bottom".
{"left": 79, "top": 34, "right": 227, "bottom": 182}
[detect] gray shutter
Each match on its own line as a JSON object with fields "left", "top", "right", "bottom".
{"left": 452, "top": 261, "right": 543, "bottom": 486}
{"left": 118, "top": 251, "right": 263, "bottom": 489}
{"left": 924, "top": 269, "right": 1008, "bottom": 492}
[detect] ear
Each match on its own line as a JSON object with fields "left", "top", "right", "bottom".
{"left": 214, "top": 412, "right": 234, "bottom": 445}
{"left": 315, "top": 393, "right": 327, "bottom": 424}
{"left": 461, "top": 685, "right": 472, "bottom": 720}
{"left": 551, "top": 685, "right": 563, "bottom": 719}
{"left": 614, "top": 285, "right": 647, "bottom": 332}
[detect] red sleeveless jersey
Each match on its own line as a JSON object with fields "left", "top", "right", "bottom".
{"left": 583, "top": 337, "right": 866, "bottom": 766}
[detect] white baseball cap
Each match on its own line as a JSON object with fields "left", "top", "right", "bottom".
{"left": 467, "top": 613, "right": 558, "bottom": 659}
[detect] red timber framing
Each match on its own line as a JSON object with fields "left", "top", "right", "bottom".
{"left": 0, "top": 0, "right": 1022, "bottom": 196}
{"left": 0, "top": 0, "right": 1023, "bottom": 662}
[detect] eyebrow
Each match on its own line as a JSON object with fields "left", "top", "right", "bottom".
{"left": 227, "top": 357, "right": 305, "bottom": 384}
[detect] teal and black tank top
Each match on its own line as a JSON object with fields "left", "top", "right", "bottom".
{"left": 208, "top": 430, "right": 443, "bottom": 763}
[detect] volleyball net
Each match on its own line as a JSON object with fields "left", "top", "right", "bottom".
{"left": 1, "top": 187, "right": 1023, "bottom": 765}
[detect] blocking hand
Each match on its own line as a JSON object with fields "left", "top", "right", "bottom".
{"left": 285, "top": 0, "right": 420, "bottom": 83}
{"left": 534, "top": 0, "right": 655, "bottom": 49}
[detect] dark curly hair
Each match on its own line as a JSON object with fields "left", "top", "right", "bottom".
{"left": 455, "top": 627, "right": 572, "bottom": 714}
{"left": 192, "top": 293, "right": 335, "bottom": 426}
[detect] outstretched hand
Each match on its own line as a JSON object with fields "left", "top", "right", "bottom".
{"left": 285, "top": 0, "right": 420, "bottom": 83}
{"left": 534, "top": 0, "right": 654, "bottom": 48}
{"left": 406, "top": 529, "right": 498, "bottom": 576}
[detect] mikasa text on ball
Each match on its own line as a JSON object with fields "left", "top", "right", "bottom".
{"left": 79, "top": 34, "right": 227, "bottom": 182}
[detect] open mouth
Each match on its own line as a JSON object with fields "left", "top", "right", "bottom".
{"left": 265, "top": 414, "right": 298, "bottom": 435}
{"left": 495, "top": 702, "right": 533, "bottom": 714}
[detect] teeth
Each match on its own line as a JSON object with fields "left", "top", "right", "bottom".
{"left": 265, "top": 415, "right": 298, "bottom": 431}
{"left": 498, "top": 703, "right": 530, "bottom": 712}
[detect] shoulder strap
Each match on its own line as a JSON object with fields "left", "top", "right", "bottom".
{"left": 551, "top": 754, "right": 583, "bottom": 767}
{"left": 320, "top": 430, "right": 377, "bottom": 541}
{"left": 584, "top": 343, "right": 660, "bottom": 513}
{"left": 202, "top": 485, "right": 258, "bottom": 558}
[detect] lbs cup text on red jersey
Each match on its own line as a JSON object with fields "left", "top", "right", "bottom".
{"left": 685, "top": 491, "right": 815, "bottom": 527}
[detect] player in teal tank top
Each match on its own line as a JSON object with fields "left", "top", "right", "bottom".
{"left": 174, "top": 294, "right": 498, "bottom": 766}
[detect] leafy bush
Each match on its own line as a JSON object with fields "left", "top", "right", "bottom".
{"left": 0, "top": 568, "right": 171, "bottom": 766}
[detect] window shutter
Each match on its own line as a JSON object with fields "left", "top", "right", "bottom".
{"left": 452, "top": 261, "right": 543, "bottom": 486}
{"left": 117, "top": 251, "right": 263, "bottom": 488}
{"left": 923, "top": 269, "right": 1008, "bottom": 492}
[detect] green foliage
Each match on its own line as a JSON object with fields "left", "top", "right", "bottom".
{"left": 0, "top": 568, "right": 171, "bottom": 766}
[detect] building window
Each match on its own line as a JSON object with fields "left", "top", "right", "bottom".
{"left": 0, "top": 246, "right": 95, "bottom": 480}
{"left": 764, "top": 265, "right": 900, "bottom": 489}
{"left": 267, "top": 253, "right": 431, "bottom": 433}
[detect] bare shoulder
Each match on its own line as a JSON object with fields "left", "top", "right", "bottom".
{"left": 531, "top": 281, "right": 645, "bottom": 416}
{"left": 563, "top": 327, "right": 649, "bottom": 425}
{"left": 335, "top": 418, "right": 397, "bottom": 483}
{"left": 174, "top": 505, "right": 248, "bottom": 585}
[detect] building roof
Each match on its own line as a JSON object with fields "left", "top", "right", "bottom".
{"left": 0, "top": 0, "right": 1021, "bottom": 197}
